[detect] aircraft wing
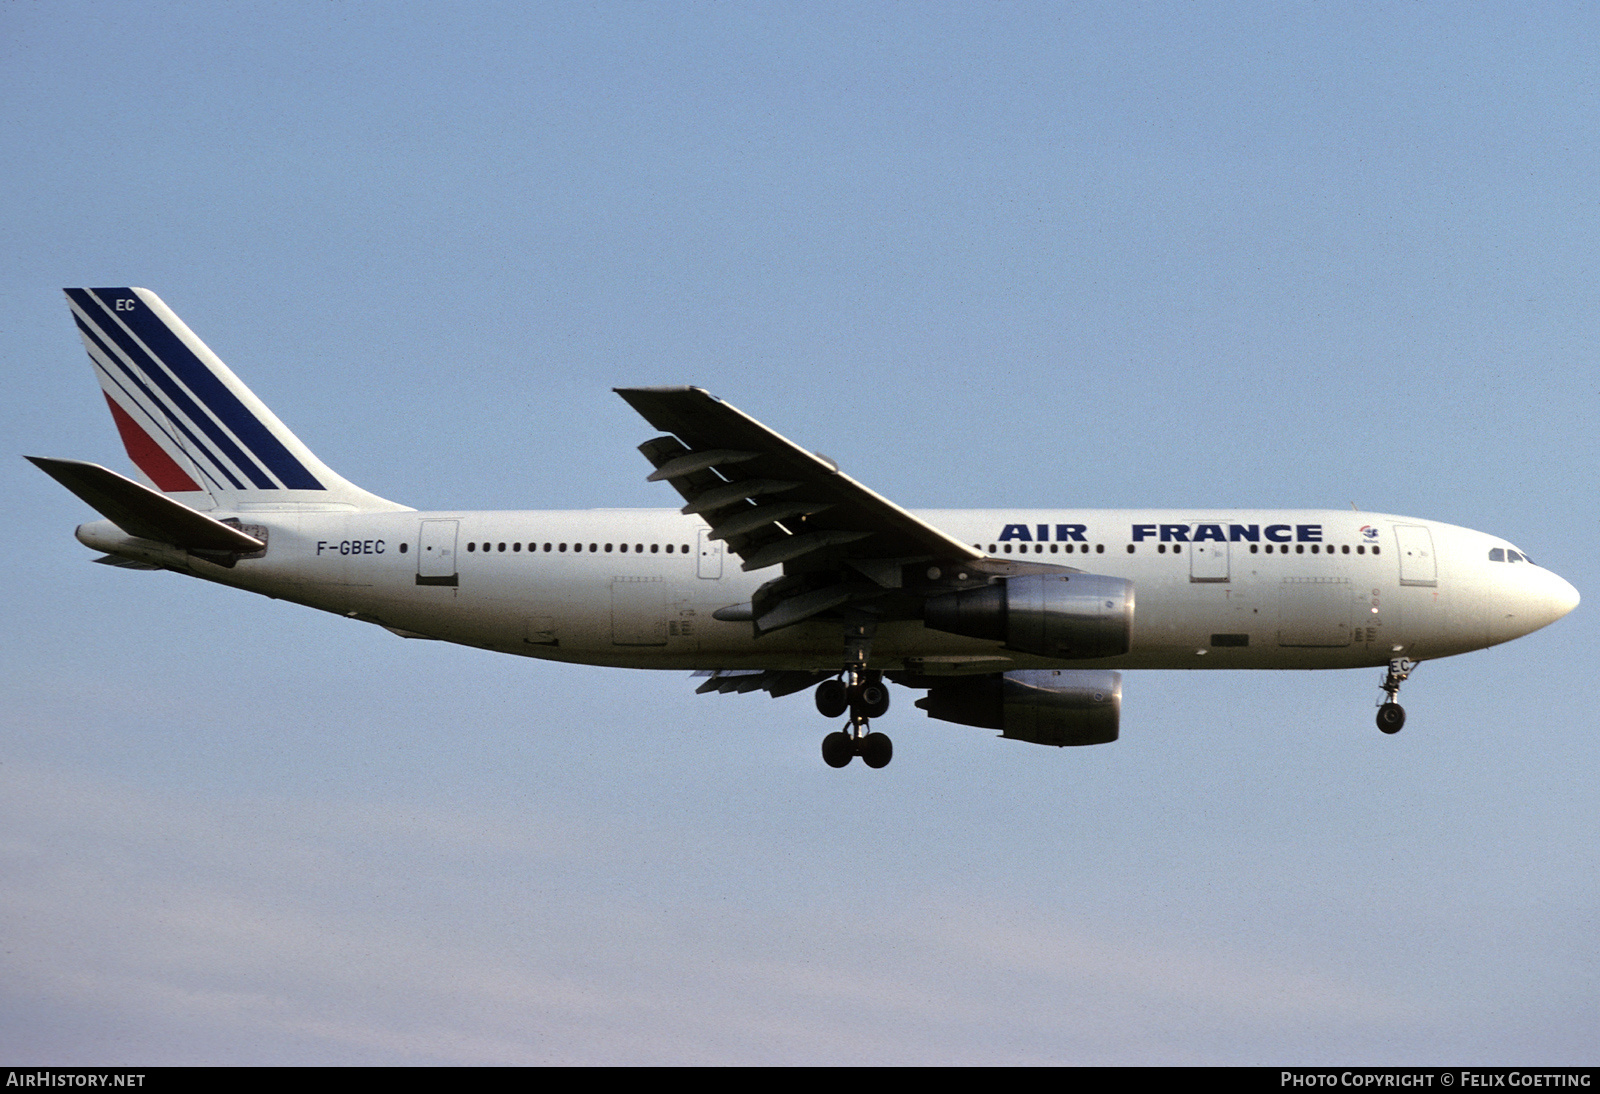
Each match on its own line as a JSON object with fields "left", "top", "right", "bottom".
{"left": 616, "top": 387, "right": 981, "bottom": 569}
{"left": 615, "top": 386, "right": 987, "bottom": 634}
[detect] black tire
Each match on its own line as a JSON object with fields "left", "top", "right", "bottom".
{"left": 815, "top": 679, "right": 849, "bottom": 719}
{"left": 1376, "top": 703, "right": 1406, "bottom": 734}
{"left": 853, "top": 681, "right": 891, "bottom": 720}
{"left": 859, "top": 732, "right": 893, "bottom": 769}
{"left": 822, "top": 731, "right": 855, "bottom": 768}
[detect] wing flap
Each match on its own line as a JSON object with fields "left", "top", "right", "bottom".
{"left": 692, "top": 669, "right": 829, "bottom": 698}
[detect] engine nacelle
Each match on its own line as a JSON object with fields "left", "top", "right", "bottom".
{"left": 922, "top": 572, "right": 1134, "bottom": 659}
{"left": 915, "top": 669, "right": 1122, "bottom": 747}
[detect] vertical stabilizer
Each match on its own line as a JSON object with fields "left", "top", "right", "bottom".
{"left": 64, "top": 288, "right": 409, "bottom": 512}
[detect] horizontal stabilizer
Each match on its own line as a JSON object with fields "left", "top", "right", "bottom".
{"left": 27, "top": 457, "right": 265, "bottom": 552}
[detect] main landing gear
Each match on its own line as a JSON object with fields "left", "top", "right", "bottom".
{"left": 816, "top": 670, "right": 893, "bottom": 769}
{"left": 1375, "top": 657, "right": 1417, "bottom": 734}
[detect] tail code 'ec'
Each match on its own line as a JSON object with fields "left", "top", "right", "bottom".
{"left": 64, "top": 288, "right": 405, "bottom": 512}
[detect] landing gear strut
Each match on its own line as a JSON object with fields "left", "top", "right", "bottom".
{"left": 816, "top": 667, "right": 893, "bottom": 768}
{"left": 1375, "top": 658, "right": 1416, "bottom": 734}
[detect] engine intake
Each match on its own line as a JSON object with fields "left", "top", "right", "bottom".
{"left": 915, "top": 669, "right": 1122, "bottom": 746}
{"left": 923, "top": 573, "right": 1134, "bottom": 658}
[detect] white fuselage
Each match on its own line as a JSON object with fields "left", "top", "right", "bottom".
{"left": 76, "top": 507, "right": 1579, "bottom": 675}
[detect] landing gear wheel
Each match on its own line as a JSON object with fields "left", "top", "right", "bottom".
{"left": 815, "top": 679, "right": 849, "bottom": 719}
{"left": 1374, "top": 659, "right": 1416, "bottom": 735}
{"left": 821, "top": 731, "right": 855, "bottom": 768}
{"left": 852, "top": 680, "right": 890, "bottom": 720}
{"left": 859, "top": 732, "right": 893, "bottom": 769}
{"left": 1376, "top": 703, "right": 1406, "bottom": 734}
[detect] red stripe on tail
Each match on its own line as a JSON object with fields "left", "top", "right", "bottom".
{"left": 103, "top": 394, "right": 202, "bottom": 492}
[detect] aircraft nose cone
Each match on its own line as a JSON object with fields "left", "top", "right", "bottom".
{"left": 1524, "top": 568, "right": 1581, "bottom": 634}
{"left": 1549, "top": 572, "right": 1580, "bottom": 621}
{"left": 1489, "top": 566, "right": 1579, "bottom": 644}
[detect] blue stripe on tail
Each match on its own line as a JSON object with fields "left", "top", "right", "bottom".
{"left": 72, "top": 311, "right": 244, "bottom": 491}
{"left": 71, "top": 289, "right": 324, "bottom": 491}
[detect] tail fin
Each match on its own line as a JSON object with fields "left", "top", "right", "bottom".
{"left": 63, "top": 288, "right": 408, "bottom": 512}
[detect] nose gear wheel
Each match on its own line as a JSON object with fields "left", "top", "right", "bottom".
{"left": 1375, "top": 658, "right": 1416, "bottom": 734}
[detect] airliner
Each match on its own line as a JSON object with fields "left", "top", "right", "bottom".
{"left": 31, "top": 288, "right": 1579, "bottom": 768}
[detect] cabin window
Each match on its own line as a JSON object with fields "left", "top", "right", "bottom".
{"left": 1249, "top": 544, "right": 1259, "bottom": 554}
{"left": 399, "top": 543, "right": 409, "bottom": 553}
{"left": 605, "top": 543, "right": 613, "bottom": 553}
{"left": 558, "top": 543, "right": 567, "bottom": 552}
{"left": 467, "top": 542, "right": 475, "bottom": 552}
{"left": 1126, "top": 544, "right": 1135, "bottom": 553}
{"left": 1096, "top": 544, "right": 1104, "bottom": 554}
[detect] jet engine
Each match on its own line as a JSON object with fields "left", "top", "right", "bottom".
{"left": 922, "top": 572, "right": 1134, "bottom": 659}
{"left": 914, "top": 669, "right": 1122, "bottom": 746}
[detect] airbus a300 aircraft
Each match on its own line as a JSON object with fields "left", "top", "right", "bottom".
{"left": 33, "top": 288, "right": 1579, "bottom": 769}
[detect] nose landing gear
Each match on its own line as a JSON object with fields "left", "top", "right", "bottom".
{"left": 816, "top": 669, "right": 893, "bottom": 768}
{"left": 1375, "top": 658, "right": 1416, "bottom": 734}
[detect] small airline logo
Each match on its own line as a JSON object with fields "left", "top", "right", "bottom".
{"left": 1360, "top": 525, "right": 1380, "bottom": 541}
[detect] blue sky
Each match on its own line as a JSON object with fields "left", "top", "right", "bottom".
{"left": 3, "top": 1, "right": 1595, "bottom": 1064}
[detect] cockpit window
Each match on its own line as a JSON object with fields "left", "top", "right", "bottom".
{"left": 1489, "top": 548, "right": 1505, "bottom": 562}
{"left": 1507, "top": 550, "right": 1524, "bottom": 563}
